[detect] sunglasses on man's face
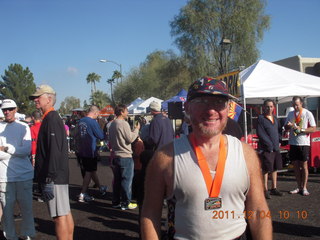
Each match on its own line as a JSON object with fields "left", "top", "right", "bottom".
{"left": 2, "top": 108, "right": 16, "bottom": 112}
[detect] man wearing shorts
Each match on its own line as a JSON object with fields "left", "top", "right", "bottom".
{"left": 77, "top": 105, "right": 107, "bottom": 202}
{"left": 257, "top": 99, "right": 283, "bottom": 199}
{"left": 285, "top": 96, "right": 316, "bottom": 196}
{"left": 30, "top": 85, "right": 74, "bottom": 240}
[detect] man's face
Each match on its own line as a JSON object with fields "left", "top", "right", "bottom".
{"left": 292, "top": 99, "right": 303, "bottom": 112}
{"left": 264, "top": 101, "right": 274, "bottom": 115}
{"left": 3, "top": 108, "right": 17, "bottom": 123}
{"left": 33, "top": 94, "right": 50, "bottom": 111}
{"left": 185, "top": 95, "right": 229, "bottom": 138}
{"left": 121, "top": 108, "right": 128, "bottom": 119}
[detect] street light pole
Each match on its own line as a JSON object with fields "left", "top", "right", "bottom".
{"left": 99, "top": 59, "right": 123, "bottom": 83}
{"left": 219, "top": 38, "right": 232, "bottom": 74}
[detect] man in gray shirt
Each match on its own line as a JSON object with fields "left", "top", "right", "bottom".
{"left": 109, "top": 104, "right": 140, "bottom": 210}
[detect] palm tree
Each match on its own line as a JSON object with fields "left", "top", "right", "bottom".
{"left": 112, "top": 70, "right": 123, "bottom": 84}
{"left": 90, "top": 90, "right": 111, "bottom": 109}
{"left": 86, "top": 72, "right": 101, "bottom": 95}
{"left": 107, "top": 78, "right": 116, "bottom": 104}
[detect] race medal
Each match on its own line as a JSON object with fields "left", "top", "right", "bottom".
{"left": 204, "top": 197, "right": 222, "bottom": 210}
{"left": 189, "top": 134, "right": 227, "bottom": 211}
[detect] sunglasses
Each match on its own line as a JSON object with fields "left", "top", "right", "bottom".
{"left": 2, "top": 108, "right": 16, "bottom": 112}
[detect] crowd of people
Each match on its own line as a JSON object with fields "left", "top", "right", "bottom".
{"left": 0, "top": 78, "right": 316, "bottom": 239}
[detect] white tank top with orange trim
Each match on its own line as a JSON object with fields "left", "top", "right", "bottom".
{"left": 168, "top": 134, "right": 250, "bottom": 240}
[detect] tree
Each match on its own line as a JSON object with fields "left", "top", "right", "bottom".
{"left": 90, "top": 90, "right": 111, "bottom": 109}
{"left": 59, "top": 96, "right": 81, "bottom": 116}
{"left": 170, "top": 0, "right": 270, "bottom": 77}
{"left": 0, "top": 64, "right": 36, "bottom": 114}
{"left": 113, "top": 50, "right": 193, "bottom": 104}
{"left": 86, "top": 72, "right": 101, "bottom": 94}
{"left": 112, "top": 70, "right": 123, "bottom": 84}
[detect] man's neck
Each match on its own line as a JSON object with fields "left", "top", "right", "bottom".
{"left": 117, "top": 115, "right": 125, "bottom": 120}
{"left": 41, "top": 106, "right": 53, "bottom": 114}
{"left": 193, "top": 132, "right": 221, "bottom": 150}
{"left": 5, "top": 119, "right": 15, "bottom": 123}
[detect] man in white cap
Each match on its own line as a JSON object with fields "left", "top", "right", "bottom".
{"left": 141, "top": 77, "right": 272, "bottom": 239}
{"left": 29, "top": 85, "right": 74, "bottom": 240}
{"left": 0, "top": 99, "right": 35, "bottom": 240}
{"left": 148, "top": 101, "right": 174, "bottom": 151}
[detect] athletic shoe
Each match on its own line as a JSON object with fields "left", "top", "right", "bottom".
{"left": 78, "top": 193, "right": 94, "bottom": 203}
{"left": 99, "top": 185, "right": 108, "bottom": 196}
{"left": 289, "top": 188, "right": 301, "bottom": 194}
{"left": 121, "top": 202, "right": 138, "bottom": 210}
{"left": 264, "top": 190, "right": 271, "bottom": 199}
{"left": 111, "top": 203, "right": 121, "bottom": 209}
{"left": 270, "top": 188, "right": 283, "bottom": 196}
{"left": 301, "top": 189, "right": 310, "bottom": 196}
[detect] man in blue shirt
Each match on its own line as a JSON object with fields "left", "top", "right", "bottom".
{"left": 148, "top": 101, "right": 175, "bottom": 151}
{"left": 257, "top": 99, "right": 283, "bottom": 199}
{"left": 77, "top": 105, "right": 107, "bottom": 202}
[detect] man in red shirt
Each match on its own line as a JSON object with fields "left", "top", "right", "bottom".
{"left": 30, "top": 110, "right": 42, "bottom": 167}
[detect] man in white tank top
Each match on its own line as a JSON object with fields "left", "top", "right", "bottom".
{"left": 141, "top": 77, "right": 272, "bottom": 240}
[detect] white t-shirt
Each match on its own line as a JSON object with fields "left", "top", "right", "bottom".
{"left": 285, "top": 108, "right": 316, "bottom": 146}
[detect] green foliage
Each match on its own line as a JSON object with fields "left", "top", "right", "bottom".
{"left": 83, "top": 100, "right": 89, "bottom": 110}
{"left": 90, "top": 90, "right": 111, "bottom": 109}
{"left": 170, "top": 0, "right": 270, "bottom": 76}
{"left": 59, "top": 96, "right": 81, "bottom": 115}
{"left": 86, "top": 72, "right": 101, "bottom": 93}
{"left": 0, "top": 64, "right": 36, "bottom": 114}
{"left": 113, "top": 50, "right": 192, "bottom": 104}
{"left": 112, "top": 70, "right": 122, "bottom": 83}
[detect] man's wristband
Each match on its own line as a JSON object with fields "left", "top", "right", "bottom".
{"left": 301, "top": 128, "right": 306, "bottom": 133}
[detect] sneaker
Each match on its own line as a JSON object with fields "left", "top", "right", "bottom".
{"left": 289, "top": 188, "right": 301, "bottom": 194}
{"left": 121, "top": 202, "right": 138, "bottom": 210}
{"left": 301, "top": 189, "right": 310, "bottom": 196}
{"left": 78, "top": 193, "right": 94, "bottom": 203}
{"left": 264, "top": 190, "right": 271, "bottom": 199}
{"left": 99, "top": 185, "right": 108, "bottom": 196}
{"left": 111, "top": 203, "right": 121, "bottom": 209}
{"left": 270, "top": 188, "right": 283, "bottom": 196}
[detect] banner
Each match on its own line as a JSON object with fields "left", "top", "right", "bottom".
{"left": 215, "top": 71, "right": 241, "bottom": 98}
{"left": 228, "top": 101, "right": 242, "bottom": 122}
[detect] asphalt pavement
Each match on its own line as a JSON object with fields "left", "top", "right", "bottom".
{"left": 2, "top": 152, "right": 320, "bottom": 240}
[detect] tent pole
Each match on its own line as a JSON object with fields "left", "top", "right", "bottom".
{"left": 244, "top": 98, "right": 248, "bottom": 143}
{"left": 276, "top": 97, "right": 279, "bottom": 118}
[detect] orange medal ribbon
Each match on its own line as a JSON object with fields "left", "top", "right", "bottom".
{"left": 42, "top": 107, "right": 55, "bottom": 120}
{"left": 189, "top": 133, "right": 227, "bottom": 198}
{"left": 295, "top": 109, "right": 302, "bottom": 124}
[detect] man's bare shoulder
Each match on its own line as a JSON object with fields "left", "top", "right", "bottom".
{"left": 241, "top": 142, "right": 260, "bottom": 172}
{"left": 151, "top": 141, "right": 174, "bottom": 169}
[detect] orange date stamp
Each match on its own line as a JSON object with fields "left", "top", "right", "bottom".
{"left": 212, "top": 210, "right": 309, "bottom": 220}
{"left": 211, "top": 210, "right": 272, "bottom": 220}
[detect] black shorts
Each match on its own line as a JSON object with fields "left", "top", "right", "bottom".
{"left": 80, "top": 157, "right": 98, "bottom": 172}
{"left": 259, "top": 151, "right": 282, "bottom": 173}
{"left": 289, "top": 145, "right": 310, "bottom": 162}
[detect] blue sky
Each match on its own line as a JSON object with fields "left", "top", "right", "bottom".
{"left": 1, "top": 0, "right": 319, "bottom": 110}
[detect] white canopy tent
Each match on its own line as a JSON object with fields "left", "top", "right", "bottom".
{"left": 129, "top": 97, "right": 163, "bottom": 114}
{"left": 239, "top": 59, "right": 320, "bottom": 140}
{"left": 127, "top": 97, "right": 144, "bottom": 114}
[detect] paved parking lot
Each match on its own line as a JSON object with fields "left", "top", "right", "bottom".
{"left": 2, "top": 153, "right": 320, "bottom": 240}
